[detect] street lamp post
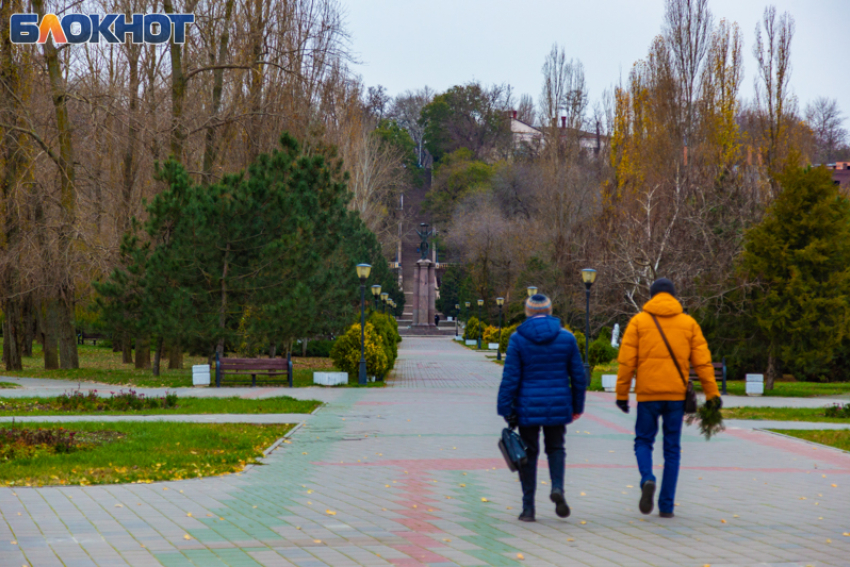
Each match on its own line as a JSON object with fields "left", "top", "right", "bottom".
{"left": 371, "top": 284, "right": 381, "bottom": 311}
{"left": 496, "top": 297, "right": 505, "bottom": 361}
{"left": 356, "top": 263, "right": 372, "bottom": 385}
{"left": 464, "top": 301, "right": 470, "bottom": 339}
{"left": 381, "top": 292, "right": 389, "bottom": 313}
{"left": 455, "top": 304, "right": 460, "bottom": 338}
{"left": 581, "top": 268, "right": 597, "bottom": 382}
{"left": 527, "top": 286, "right": 538, "bottom": 298}
{"left": 477, "top": 299, "right": 484, "bottom": 350}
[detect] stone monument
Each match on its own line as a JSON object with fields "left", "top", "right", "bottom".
{"left": 412, "top": 223, "right": 436, "bottom": 327}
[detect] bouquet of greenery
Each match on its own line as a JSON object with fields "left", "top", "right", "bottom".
{"left": 685, "top": 397, "right": 725, "bottom": 440}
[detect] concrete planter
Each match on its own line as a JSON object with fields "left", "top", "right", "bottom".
{"left": 314, "top": 372, "right": 348, "bottom": 386}
{"left": 488, "top": 343, "right": 499, "bottom": 350}
{"left": 454, "top": 336, "right": 463, "bottom": 341}
{"left": 465, "top": 340, "right": 477, "bottom": 346}
{"left": 192, "top": 364, "right": 210, "bottom": 387}
{"left": 601, "top": 375, "right": 634, "bottom": 393}
{"left": 746, "top": 373, "right": 764, "bottom": 396}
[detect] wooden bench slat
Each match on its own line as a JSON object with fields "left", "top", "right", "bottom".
{"left": 216, "top": 356, "right": 293, "bottom": 388}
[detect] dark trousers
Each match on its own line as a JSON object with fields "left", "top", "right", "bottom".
{"left": 517, "top": 425, "right": 566, "bottom": 511}
{"left": 634, "top": 400, "right": 685, "bottom": 514}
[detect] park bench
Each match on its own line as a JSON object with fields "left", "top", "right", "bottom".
{"left": 78, "top": 331, "right": 105, "bottom": 346}
{"left": 689, "top": 358, "right": 727, "bottom": 395}
{"left": 215, "top": 353, "right": 293, "bottom": 387}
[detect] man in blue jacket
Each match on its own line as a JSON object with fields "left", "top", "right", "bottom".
{"left": 497, "top": 294, "right": 587, "bottom": 522}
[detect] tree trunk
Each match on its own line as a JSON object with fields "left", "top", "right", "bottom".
{"left": 163, "top": 0, "right": 187, "bottom": 161}
{"left": 201, "top": 0, "right": 235, "bottom": 183}
{"left": 153, "top": 337, "right": 164, "bottom": 377}
{"left": 216, "top": 243, "right": 230, "bottom": 358}
{"left": 765, "top": 351, "right": 781, "bottom": 391}
{"left": 301, "top": 339, "right": 308, "bottom": 357}
{"left": 269, "top": 344, "right": 276, "bottom": 359}
{"left": 120, "top": 42, "right": 141, "bottom": 232}
{"left": 135, "top": 336, "right": 151, "bottom": 369}
{"left": 22, "top": 294, "right": 33, "bottom": 357}
{"left": 168, "top": 340, "right": 183, "bottom": 369}
{"left": 2, "top": 297, "right": 23, "bottom": 370}
{"left": 122, "top": 330, "right": 133, "bottom": 364}
{"left": 33, "top": 0, "right": 79, "bottom": 371}
{"left": 57, "top": 292, "right": 79, "bottom": 369}
{"left": 42, "top": 300, "right": 59, "bottom": 370}
{"left": 0, "top": 1, "right": 26, "bottom": 372}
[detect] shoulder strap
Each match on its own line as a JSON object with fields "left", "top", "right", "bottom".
{"left": 649, "top": 314, "right": 688, "bottom": 387}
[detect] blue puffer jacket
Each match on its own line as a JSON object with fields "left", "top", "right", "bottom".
{"left": 497, "top": 316, "right": 587, "bottom": 426}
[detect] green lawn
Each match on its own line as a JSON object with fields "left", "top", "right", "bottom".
{"left": 0, "top": 396, "right": 320, "bottom": 416}
{"left": 769, "top": 429, "right": 850, "bottom": 452}
{"left": 0, "top": 421, "right": 293, "bottom": 486}
{"left": 0, "top": 343, "right": 382, "bottom": 388}
{"left": 0, "top": 382, "right": 19, "bottom": 389}
{"left": 697, "top": 380, "right": 850, "bottom": 398}
{"left": 723, "top": 406, "right": 850, "bottom": 423}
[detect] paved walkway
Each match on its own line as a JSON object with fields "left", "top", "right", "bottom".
{"left": 1, "top": 337, "right": 850, "bottom": 567}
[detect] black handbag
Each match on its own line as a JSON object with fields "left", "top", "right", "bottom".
{"left": 650, "top": 314, "right": 698, "bottom": 415}
{"left": 498, "top": 427, "right": 528, "bottom": 472}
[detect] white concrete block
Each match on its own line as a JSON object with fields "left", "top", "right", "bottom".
{"left": 601, "top": 374, "right": 617, "bottom": 392}
{"left": 488, "top": 343, "right": 499, "bottom": 350}
{"left": 465, "top": 340, "right": 477, "bottom": 346}
{"left": 746, "top": 373, "right": 764, "bottom": 382}
{"left": 746, "top": 381, "right": 764, "bottom": 396}
{"left": 192, "top": 365, "right": 210, "bottom": 386}
{"left": 314, "top": 372, "right": 348, "bottom": 386}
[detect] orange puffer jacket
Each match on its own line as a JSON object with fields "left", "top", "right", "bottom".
{"left": 616, "top": 293, "right": 719, "bottom": 402}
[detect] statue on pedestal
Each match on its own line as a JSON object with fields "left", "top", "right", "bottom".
{"left": 416, "top": 223, "right": 433, "bottom": 261}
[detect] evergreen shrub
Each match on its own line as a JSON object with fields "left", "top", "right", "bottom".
{"left": 463, "top": 317, "right": 480, "bottom": 341}
{"left": 499, "top": 324, "right": 519, "bottom": 353}
{"left": 330, "top": 323, "right": 389, "bottom": 380}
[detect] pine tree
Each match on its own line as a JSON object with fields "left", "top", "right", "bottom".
{"left": 741, "top": 165, "right": 850, "bottom": 388}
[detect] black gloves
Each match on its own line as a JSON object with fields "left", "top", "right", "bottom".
{"left": 616, "top": 399, "right": 630, "bottom": 414}
{"left": 505, "top": 414, "right": 519, "bottom": 428}
{"left": 705, "top": 396, "right": 723, "bottom": 410}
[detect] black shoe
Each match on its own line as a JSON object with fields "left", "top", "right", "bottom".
{"left": 659, "top": 511, "right": 675, "bottom": 518}
{"left": 550, "top": 489, "right": 570, "bottom": 518}
{"left": 518, "top": 509, "right": 535, "bottom": 522}
{"left": 639, "top": 480, "right": 656, "bottom": 515}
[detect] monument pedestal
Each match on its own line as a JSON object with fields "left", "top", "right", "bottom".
{"left": 412, "top": 259, "right": 436, "bottom": 327}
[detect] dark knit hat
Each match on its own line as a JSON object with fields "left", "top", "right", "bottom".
{"left": 525, "top": 294, "right": 552, "bottom": 317}
{"left": 649, "top": 278, "right": 676, "bottom": 298}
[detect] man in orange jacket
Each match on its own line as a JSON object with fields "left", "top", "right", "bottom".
{"left": 615, "top": 278, "right": 721, "bottom": 518}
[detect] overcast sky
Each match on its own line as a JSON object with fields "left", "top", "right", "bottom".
{"left": 342, "top": 0, "right": 845, "bottom": 122}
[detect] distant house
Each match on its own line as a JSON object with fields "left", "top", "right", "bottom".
{"left": 509, "top": 111, "right": 607, "bottom": 154}
{"left": 821, "top": 162, "right": 850, "bottom": 192}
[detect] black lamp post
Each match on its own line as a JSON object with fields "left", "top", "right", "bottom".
{"left": 356, "top": 263, "right": 372, "bottom": 385}
{"left": 581, "top": 268, "right": 597, "bottom": 382}
{"left": 455, "top": 303, "right": 460, "bottom": 338}
{"left": 477, "top": 299, "right": 484, "bottom": 350}
{"left": 464, "top": 301, "right": 470, "bottom": 338}
{"left": 381, "top": 292, "right": 389, "bottom": 313}
{"left": 371, "top": 284, "right": 381, "bottom": 311}
{"left": 496, "top": 297, "right": 505, "bottom": 361}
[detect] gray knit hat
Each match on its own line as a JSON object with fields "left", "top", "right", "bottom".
{"left": 525, "top": 294, "right": 552, "bottom": 317}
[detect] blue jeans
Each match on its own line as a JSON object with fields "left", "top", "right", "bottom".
{"left": 518, "top": 425, "right": 565, "bottom": 511}
{"left": 634, "top": 400, "right": 684, "bottom": 514}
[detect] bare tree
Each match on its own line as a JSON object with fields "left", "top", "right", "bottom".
{"left": 389, "top": 87, "right": 433, "bottom": 167}
{"left": 753, "top": 5, "right": 795, "bottom": 177}
{"left": 663, "top": 0, "right": 713, "bottom": 144}
{"left": 539, "top": 44, "right": 587, "bottom": 132}
{"left": 516, "top": 94, "right": 535, "bottom": 125}
{"left": 806, "top": 97, "right": 847, "bottom": 163}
